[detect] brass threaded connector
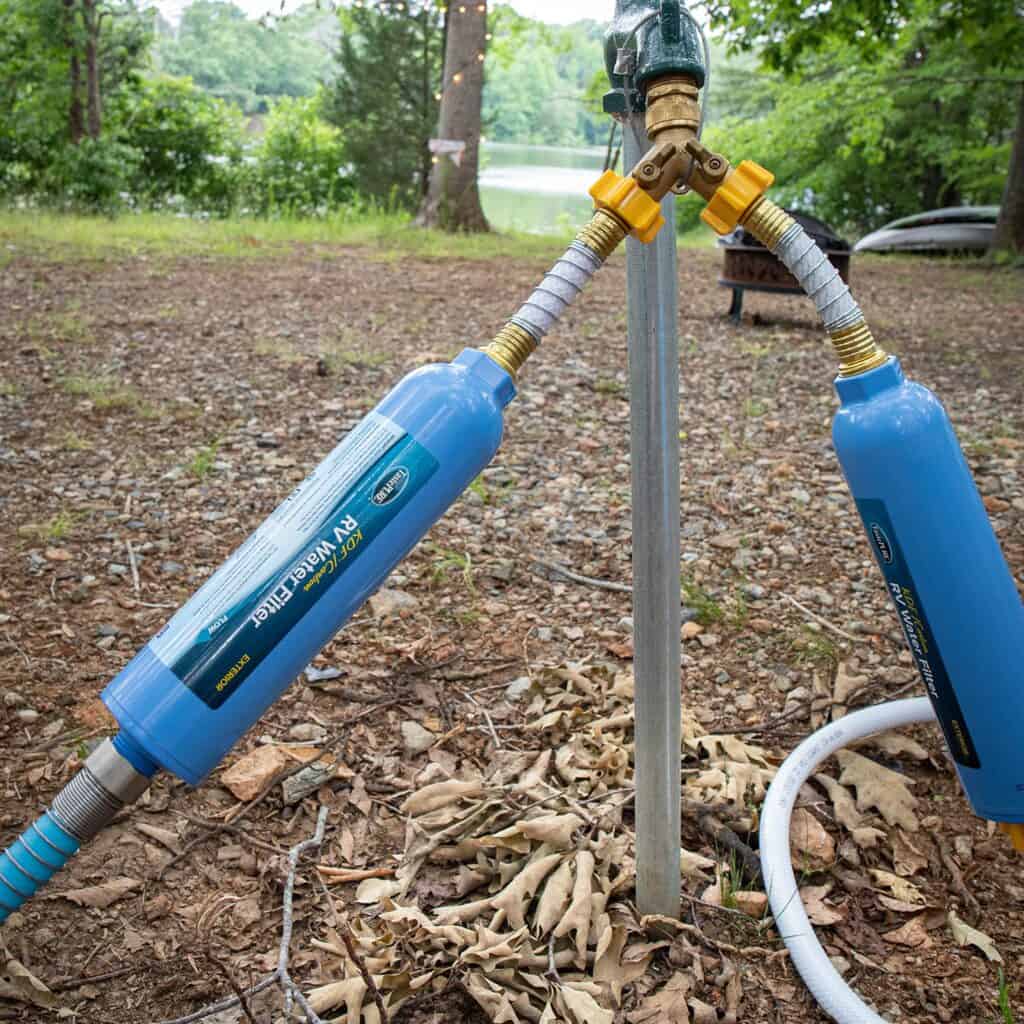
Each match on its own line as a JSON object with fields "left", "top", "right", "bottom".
{"left": 484, "top": 322, "right": 537, "bottom": 378}
{"left": 645, "top": 75, "right": 701, "bottom": 149}
{"left": 830, "top": 320, "right": 888, "bottom": 377}
{"left": 740, "top": 196, "right": 795, "bottom": 250}
{"left": 576, "top": 209, "right": 629, "bottom": 260}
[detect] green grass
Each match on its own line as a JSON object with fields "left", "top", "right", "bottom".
{"left": 0, "top": 208, "right": 574, "bottom": 264}
{"left": 18, "top": 509, "right": 81, "bottom": 542}
{"left": 60, "top": 374, "right": 159, "bottom": 417}
{"left": 188, "top": 440, "right": 220, "bottom": 481}
{"left": 997, "top": 969, "right": 1016, "bottom": 1024}
{"left": 681, "top": 573, "right": 724, "bottom": 626}
{"left": 0, "top": 379, "right": 20, "bottom": 396}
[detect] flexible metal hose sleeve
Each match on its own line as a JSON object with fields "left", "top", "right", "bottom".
{"left": 510, "top": 241, "right": 605, "bottom": 341}
{"left": 771, "top": 223, "right": 863, "bottom": 333}
{"left": 759, "top": 697, "right": 935, "bottom": 1024}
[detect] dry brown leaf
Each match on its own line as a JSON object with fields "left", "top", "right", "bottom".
{"left": 836, "top": 750, "right": 919, "bottom": 831}
{"left": 948, "top": 910, "right": 1003, "bottom": 963}
{"left": 594, "top": 927, "right": 658, "bottom": 1006}
{"left": 878, "top": 895, "right": 928, "bottom": 914}
{"left": 557, "top": 985, "right": 614, "bottom": 1024}
{"left": 519, "top": 814, "right": 584, "bottom": 849}
{"left": 883, "top": 915, "right": 933, "bottom": 949}
{"left": 870, "top": 869, "right": 926, "bottom": 905}
{"left": 790, "top": 807, "right": 836, "bottom": 867}
{"left": 850, "top": 826, "right": 887, "bottom": 849}
{"left": 891, "top": 829, "right": 929, "bottom": 877}
{"left": 61, "top": 877, "right": 140, "bottom": 909}
{"left": 355, "top": 878, "right": 402, "bottom": 904}
{"left": 629, "top": 972, "right": 693, "bottom": 1023}
{"left": 800, "top": 884, "right": 845, "bottom": 926}
{"left": 814, "top": 773, "right": 862, "bottom": 831}
{"left": 307, "top": 976, "right": 367, "bottom": 1021}
{"left": 534, "top": 857, "right": 574, "bottom": 938}
{"left": 0, "top": 960, "right": 58, "bottom": 1010}
{"left": 401, "top": 779, "right": 484, "bottom": 816}
{"left": 863, "top": 733, "right": 930, "bottom": 761}
{"left": 553, "top": 851, "right": 595, "bottom": 967}
{"left": 680, "top": 847, "right": 716, "bottom": 879}
{"left": 491, "top": 853, "right": 563, "bottom": 930}
{"left": 832, "top": 661, "right": 870, "bottom": 719}
{"left": 465, "top": 971, "right": 522, "bottom": 1023}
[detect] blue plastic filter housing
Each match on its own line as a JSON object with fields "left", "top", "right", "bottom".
{"left": 833, "top": 358, "right": 1024, "bottom": 825}
{"left": 103, "top": 349, "right": 515, "bottom": 785}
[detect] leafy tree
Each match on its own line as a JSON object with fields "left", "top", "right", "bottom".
{"left": 322, "top": 1, "right": 442, "bottom": 211}
{"left": 155, "top": 1, "right": 336, "bottom": 114}
{"left": 702, "top": 0, "right": 1024, "bottom": 253}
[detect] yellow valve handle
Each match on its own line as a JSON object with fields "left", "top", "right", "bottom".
{"left": 701, "top": 160, "right": 775, "bottom": 236}
{"left": 589, "top": 170, "right": 665, "bottom": 244}
{"left": 999, "top": 822, "right": 1024, "bottom": 852}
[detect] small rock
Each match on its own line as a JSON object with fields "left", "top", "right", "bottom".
{"left": 697, "top": 633, "right": 720, "bottom": 648}
{"left": 618, "top": 616, "right": 634, "bottom": 632}
{"left": 735, "top": 693, "right": 757, "bottom": 711}
{"left": 221, "top": 745, "right": 292, "bottom": 801}
{"left": 682, "top": 621, "right": 703, "bottom": 641}
{"left": 744, "top": 583, "right": 766, "bottom": 600}
{"left": 3, "top": 691, "right": 24, "bottom": 706}
{"left": 791, "top": 487, "right": 812, "bottom": 505}
{"left": 733, "top": 891, "right": 768, "bottom": 918}
{"left": 96, "top": 636, "right": 116, "bottom": 650}
{"left": 369, "top": 588, "right": 419, "bottom": 618}
{"left": 504, "top": 677, "right": 533, "bottom": 702}
{"left": 710, "top": 533, "right": 741, "bottom": 551}
{"left": 96, "top": 623, "right": 120, "bottom": 637}
{"left": 44, "top": 547, "right": 72, "bottom": 562}
{"left": 160, "top": 561, "right": 184, "bottom": 575}
{"left": 984, "top": 495, "right": 1010, "bottom": 513}
{"left": 401, "top": 720, "right": 436, "bottom": 756}
{"left": 289, "top": 723, "right": 326, "bottom": 743}
{"left": 107, "top": 563, "right": 129, "bottom": 576}
{"left": 304, "top": 665, "right": 343, "bottom": 683}
{"left": 16, "top": 708, "right": 39, "bottom": 723}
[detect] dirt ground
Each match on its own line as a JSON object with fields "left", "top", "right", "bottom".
{"left": 0, "top": 234, "right": 1022, "bottom": 1024}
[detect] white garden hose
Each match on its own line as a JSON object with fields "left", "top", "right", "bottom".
{"left": 758, "top": 697, "right": 936, "bottom": 1023}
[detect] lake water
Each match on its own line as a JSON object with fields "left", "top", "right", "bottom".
{"left": 479, "top": 142, "right": 609, "bottom": 234}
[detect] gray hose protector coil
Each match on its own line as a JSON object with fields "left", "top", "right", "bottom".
{"left": 510, "top": 241, "right": 605, "bottom": 341}
{"left": 771, "top": 223, "right": 862, "bottom": 334}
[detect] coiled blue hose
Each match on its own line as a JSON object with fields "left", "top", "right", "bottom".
{"left": 0, "top": 812, "right": 80, "bottom": 924}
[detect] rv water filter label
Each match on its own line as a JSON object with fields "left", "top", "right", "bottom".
{"left": 857, "top": 498, "right": 980, "bottom": 768}
{"left": 149, "top": 412, "right": 437, "bottom": 708}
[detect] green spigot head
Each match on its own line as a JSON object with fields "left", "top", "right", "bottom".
{"left": 603, "top": 0, "right": 705, "bottom": 115}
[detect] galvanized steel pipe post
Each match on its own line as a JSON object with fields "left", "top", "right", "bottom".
{"left": 623, "top": 114, "right": 682, "bottom": 920}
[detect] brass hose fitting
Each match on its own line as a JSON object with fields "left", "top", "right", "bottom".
{"left": 829, "top": 321, "right": 888, "bottom": 378}
{"left": 740, "top": 195, "right": 795, "bottom": 250}
{"left": 485, "top": 322, "right": 537, "bottom": 378}
{"left": 576, "top": 209, "right": 630, "bottom": 261}
{"left": 645, "top": 75, "right": 701, "bottom": 150}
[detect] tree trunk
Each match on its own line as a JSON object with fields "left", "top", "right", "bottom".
{"left": 64, "top": 0, "right": 85, "bottom": 146}
{"left": 82, "top": 0, "right": 102, "bottom": 139}
{"left": 417, "top": 0, "right": 488, "bottom": 232}
{"left": 991, "top": 83, "right": 1024, "bottom": 256}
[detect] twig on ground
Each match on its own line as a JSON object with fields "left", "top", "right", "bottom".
{"left": 531, "top": 558, "right": 632, "bottom": 593}
{"left": 317, "top": 865, "right": 395, "bottom": 884}
{"left": 339, "top": 921, "right": 389, "bottom": 1023}
{"left": 51, "top": 965, "right": 138, "bottom": 992}
{"left": 780, "top": 593, "right": 859, "bottom": 644}
{"left": 456, "top": 687, "right": 502, "bottom": 749}
{"left": 206, "top": 948, "right": 259, "bottom": 1024}
{"left": 126, "top": 540, "right": 141, "bottom": 594}
{"left": 937, "top": 835, "right": 980, "bottom": 914}
{"left": 544, "top": 931, "right": 561, "bottom": 983}
{"left": 156, "top": 805, "right": 331, "bottom": 1024}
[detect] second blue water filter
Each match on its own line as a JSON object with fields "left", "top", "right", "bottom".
{"left": 832, "top": 358, "right": 1024, "bottom": 826}
{"left": 104, "top": 349, "right": 515, "bottom": 785}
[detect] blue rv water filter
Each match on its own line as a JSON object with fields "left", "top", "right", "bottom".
{"left": 101, "top": 348, "right": 514, "bottom": 785}
{"left": 832, "top": 357, "right": 1024, "bottom": 836}
{"left": 0, "top": 347, "right": 515, "bottom": 922}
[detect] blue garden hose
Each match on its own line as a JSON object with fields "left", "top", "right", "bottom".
{"left": 0, "top": 813, "right": 80, "bottom": 924}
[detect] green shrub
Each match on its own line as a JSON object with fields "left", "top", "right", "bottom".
{"left": 112, "top": 76, "right": 245, "bottom": 214}
{"left": 245, "top": 94, "right": 352, "bottom": 216}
